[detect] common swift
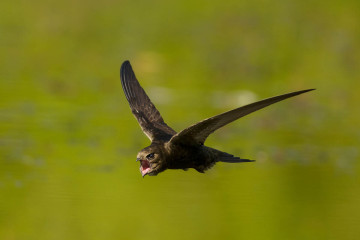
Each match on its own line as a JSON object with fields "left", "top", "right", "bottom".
{"left": 120, "top": 60, "right": 314, "bottom": 177}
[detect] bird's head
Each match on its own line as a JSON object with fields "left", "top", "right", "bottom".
{"left": 136, "top": 145, "right": 166, "bottom": 177}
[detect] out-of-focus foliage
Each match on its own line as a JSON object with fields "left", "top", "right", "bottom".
{"left": 0, "top": 0, "right": 359, "bottom": 239}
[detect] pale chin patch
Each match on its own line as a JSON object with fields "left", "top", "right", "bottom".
{"left": 140, "top": 160, "right": 151, "bottom": 177}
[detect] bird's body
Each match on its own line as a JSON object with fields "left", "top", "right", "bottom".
{"left": 169, "top": 143, "right": 254, "bottom": 172}
{"left": 120, "top": 60, "right": 314, "bottom": 177}
{"left": 139, "top": 141, "right": 246, "bottom": 176}
{"left": 166, "top": 144, "right": 214, "bottom": 172}
{"left": 164, "top": 143, "right": 220, "bottom": 172}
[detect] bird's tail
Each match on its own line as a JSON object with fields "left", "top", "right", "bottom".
{"left": 212, "top": 149, "right": 255, "bottom": 163}
{"left": 219, "top": 156, "right": 255, "bottom": 163}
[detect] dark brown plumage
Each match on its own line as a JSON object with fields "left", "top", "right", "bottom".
{"left": 120, "top": 60, "right": 314, "bottom": 177}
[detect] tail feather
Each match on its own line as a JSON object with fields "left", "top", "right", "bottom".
{"left": 218, "top": 156, "right": 255, "bottom": 163}
{"left": 212, "top": 148, "right": 255, "bottom": 163}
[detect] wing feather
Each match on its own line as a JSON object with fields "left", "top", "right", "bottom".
{"left": 120, "top": 61, "right": 176, "bottom": 141}
{"left": 170, "top": 89, "right": 315, "bottom": 145}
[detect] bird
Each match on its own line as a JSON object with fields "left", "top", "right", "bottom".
{"left": 120, "top": 60, "right": 314, "bottom": 177}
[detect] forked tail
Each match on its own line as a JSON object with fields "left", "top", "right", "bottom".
{"left": 213, "top": 149, "right": 255, "bottom": 163}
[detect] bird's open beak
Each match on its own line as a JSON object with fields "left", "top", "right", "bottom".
{"left": 138, "top": 159, "right": 151, "bottom": 177}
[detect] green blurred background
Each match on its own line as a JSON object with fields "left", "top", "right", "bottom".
{"left": 1, "top": 0, "right": 359, "bottom": 239}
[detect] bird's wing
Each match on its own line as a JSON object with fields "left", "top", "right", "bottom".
{"left": 120, "top": 61, "right": 176, "bottom": 141}
{"left": 169, "top": 89, "right": 314, "bottom": 145}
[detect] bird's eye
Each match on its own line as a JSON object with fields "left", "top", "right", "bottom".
{"left": 146, "top": 153, "right": 155, "bottom": 160}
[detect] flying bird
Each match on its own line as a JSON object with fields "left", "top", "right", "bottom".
{"left": 120, "top": 60, "right": 314, "bottom": 177}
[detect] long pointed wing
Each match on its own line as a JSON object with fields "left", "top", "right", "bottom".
{"left": 170, "top": 89, "right": 314, "bottom": 145}
{"left": 120, "top": 61, "right": 176, "bottom": 141}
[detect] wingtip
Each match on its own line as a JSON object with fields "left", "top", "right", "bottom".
{"left": 289, "top": 88, "right": 316, "bottom": 97}
{"left": 121, "top": 60, "right": 131, "bottom": 70}
{"left": 120, "top": 60, "right": 134, "bottom": 81}
{"left": 305, "top": 88, "right": 316, "bottom": 92}
{"left": 298, "top": 88, "right": 316, "bottom": 93}
{"left": 300, "top": 88, "right": 316, "bottom": 95}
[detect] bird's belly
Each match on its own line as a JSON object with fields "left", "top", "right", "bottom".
{"left": 166, "top": 145, "right": 213, "bottom": 170}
